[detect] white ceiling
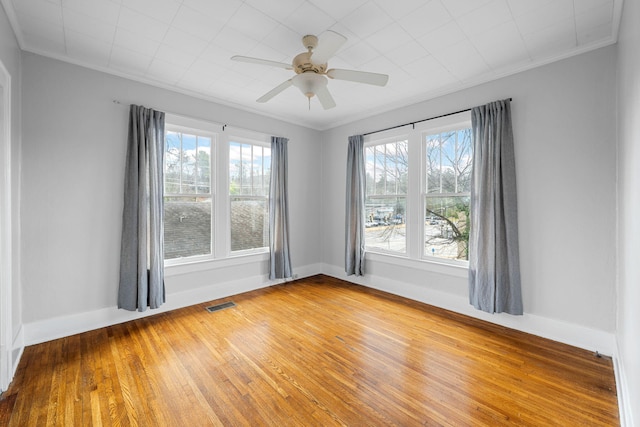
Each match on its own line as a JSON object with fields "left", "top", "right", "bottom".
{"left": 2, "top": 0, "right": 623, "bottom": 130}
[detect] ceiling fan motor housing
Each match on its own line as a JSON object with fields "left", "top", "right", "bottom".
{"left": 293, "top": 52, "right": 327, "bottom": 74}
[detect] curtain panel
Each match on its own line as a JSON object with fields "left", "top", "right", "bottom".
{"left": 269, "top": 136, "right": 293, "bottom": 280}
{"left": 468, "top": 99, "right": 522, "bottom": 315}
{"left": 345, "top": 135, "right": 365, "bottom": 276}
{"left": 118, "top": 104, "right": 166, "bottom": 312}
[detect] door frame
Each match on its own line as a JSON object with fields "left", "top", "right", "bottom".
{"left": 0, "top": 59, "right": 13, "bottom": 392}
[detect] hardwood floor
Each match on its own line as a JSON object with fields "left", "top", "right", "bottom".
{"left": 0, "top": 275, "right": 619, "bottom": 426}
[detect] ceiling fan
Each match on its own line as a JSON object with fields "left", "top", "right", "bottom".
{"left": 231, "top": 30, "right": 389, "bottom": 110}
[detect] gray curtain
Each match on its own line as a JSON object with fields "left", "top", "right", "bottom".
{"left": 345, "top": 135, "right": 365, "bottom": 276}
{"left": 269, "top": 136, "right": 292, "bottom": 279}
{"left": 468, "top": 99, "right": 522, "bottom": 315}
{"left": 118, "top": 105, "right": 166, "bottom": 311}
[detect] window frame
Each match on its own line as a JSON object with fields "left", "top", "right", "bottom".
{"left": 363, "top": 111, "right": 472, "bottom": 270}
{"left": 421, "top": 122, "right": 472, "bottom": 266}
{"left": 164, "top": 122, "right": 217, "bottom": 265}
{"left": 163, "top": 115, "right": 272, "bottom": 267}
{"left": 227, "top": 133, "right": 271, "bottom": 256}
{"left": 363, "top": 135, "right": 410, "bottom": 256}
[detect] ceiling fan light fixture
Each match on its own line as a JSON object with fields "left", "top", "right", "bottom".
{"left": 291, "top": 72, "right": 327, "bottom": 99}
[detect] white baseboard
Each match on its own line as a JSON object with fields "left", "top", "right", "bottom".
{"left": 286, "top": 263, "right": 323, "bottom": 283}
{"left": 22, "top": 261, "right": 616, "bottom": 355}
{"left": 11, "top": 324, "right": 23, "bottom": 377}
{"left": 23, "top": 263, "right": 323, "bottom": 346}
{"left": 321, "top": 263, "right": 616, "bottom": 356}
{"left": 613, "top": 343, "right": 633, "bottom": 427}
{"left": 2, "top": 325, "right": 25, "bottom": 391}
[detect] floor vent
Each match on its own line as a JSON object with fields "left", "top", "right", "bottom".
{"left": 205, "top": 301, "right": 236, "bottom": 313}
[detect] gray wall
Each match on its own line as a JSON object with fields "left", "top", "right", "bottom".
{"left": 321, "top": 46, "right": 617, "bottom": 344}
{"left": 616, "top": 0, "right": 640, "bottom": 423}
{"left": 20, "top": 52, "right": 322, "bottom": 324}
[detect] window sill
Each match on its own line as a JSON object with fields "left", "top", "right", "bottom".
{"left": 165, "top": 251, "right": 269, "bottom": 277}
{"left": 365, "top": 251, "right": 469, "bottom": 279}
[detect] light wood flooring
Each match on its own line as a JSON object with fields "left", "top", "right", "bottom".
{"left": 0, "top": 275, "right": 619, "bottom": 426}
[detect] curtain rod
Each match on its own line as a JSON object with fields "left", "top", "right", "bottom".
{"left": 112, "top": 100, "right": 230, "bottom": 130}
{"left": 362, "top": 98, "right": 513, "bottom": 137}
{"left": 112, "top": 100, "right": 289, "bottom": 138}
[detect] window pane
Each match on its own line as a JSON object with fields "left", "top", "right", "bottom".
{"left": 424, "top": 195, "right": 470, "bottom": 261}
{"left": 425, "top": 129, "right": 472, "bottom": 194}
{"left": 165, "top": 132, "right": 181, "bottom": 194}
{"left": 365, "top": 139, "right": 408, "bottom": 197}
{"left": 255, "top": 146, "right": 271, "bottom": 196}
{"left": 196, "top": 137, "right": 211, "bottom": 193}
{"left": 164, "top": 197, "right": 212, "bottom": 259}
{"left": 181, "top": 133, "right": 197, "bottom": 193}
{"left": 230, "top": 197, "right": 268, "bottom": 251}
{"left": 165, "top": 131, "right": 212, "bottom": 196}
{"left": 241, "top": 143, "right": 252, "bottom": 195}
{"left": 229, "top": 142, "right": 271, "bottom": 197}
{"left": 365, "top": 196, "right": 406, "bottom": 253}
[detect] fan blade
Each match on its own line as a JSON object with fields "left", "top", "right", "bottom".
{"left": 257, "top": 79, "right": 293, "bottom": 103}
{"left": 326, "top": 68, "right": 389, "bottom": 86}
{"left": 311, "top": 30, "right": 347, "bottom": 65}
{"left": 315, "top": 85, "right": 336, "bottom": 110}
{"left": 231, "top": 55, "right": 292, "bottom": 70}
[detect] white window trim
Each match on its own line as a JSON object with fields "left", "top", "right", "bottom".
{"left": 0, "top": 59, "right": 13, "bottom": 392}
{"left": 363, "top": 135, "right": 410, "bottom": 256}
{"left": 419, "top": 113, "right": 472, "bottom": 267}
{"left": 363, "top": 111, "right": 472, "bottom": 271}
{"left": 164, "top": 121, "right": 217, "bottom": 265}
{"left": 163, "top": 114, "right": 271, "bottom": 266}
{"left": 165, "top": 252, "right": 269, "bottom": 277}
{"left": 227, "top": 134, "right": 270, "bottom": 255}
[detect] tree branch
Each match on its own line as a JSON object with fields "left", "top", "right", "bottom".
{"left": 426, "top": 208, "right": 462, "bottom": 239}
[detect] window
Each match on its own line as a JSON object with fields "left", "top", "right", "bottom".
{"left": 164, "top": 127, "right": 214, "bottom": 260}
{"left": 364, "top": 139, "right": 408, "bottom": 254}
{"left": 229, "top": 139, "right": 271, "bottom": 252}
{"left": 424, "top": 128, "right": 472, "bottom": 261}
{"left": 163, "top": 117, "right": 272, "bottom": 265}
{"left": 363, "top": 111, "right": 471, "bottom": 267}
